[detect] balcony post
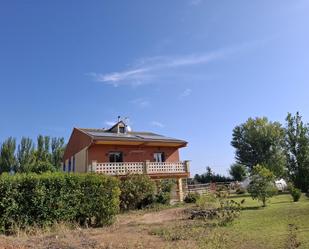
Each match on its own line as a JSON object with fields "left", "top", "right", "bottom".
{"left": 144, "top": 160, "right": 150, "bottom": 174}
{"left": 177, "top": 178, "right": 184, "bottom": 202}
{"left": 184, "top": 160, "right": 190, "bottom": 173}
{"left": 90, "top": 160, "right": 97, "bottom": 173}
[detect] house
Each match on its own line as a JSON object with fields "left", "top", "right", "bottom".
{"left": 63, "top": 120, "right": 190, "bottom": 201}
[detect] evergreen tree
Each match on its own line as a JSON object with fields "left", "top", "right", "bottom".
{"left": 17, "top": 137, "right": 35, "bottom": 172}
{"left": 285, "top": 112, "right": 309, "bottom": 191}
{"left": 0, "top": 137, "right": 17, "bottom": 173}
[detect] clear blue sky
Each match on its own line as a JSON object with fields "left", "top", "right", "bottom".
{"left": 1, "top": 0, "right": 309, "bottom": 175}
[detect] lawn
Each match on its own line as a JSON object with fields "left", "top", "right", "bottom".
{"left": 222, "top": 193, "right": 309, "bottom": 248}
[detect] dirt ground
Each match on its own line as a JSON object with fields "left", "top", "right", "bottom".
{"left": 0, "top": 207, "right": 194, "bottom": 249}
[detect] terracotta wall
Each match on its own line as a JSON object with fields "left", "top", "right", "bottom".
{"left": 87, "top": 144, "right": 180, "bottom": 165}
{"left": 64, "top": 128, "right": 92, "bottom": 160}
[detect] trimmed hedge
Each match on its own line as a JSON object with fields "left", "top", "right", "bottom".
{"left": 0, "top": 173, "right": 120, "bottom": 233}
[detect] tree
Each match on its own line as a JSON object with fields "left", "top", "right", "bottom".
{"left": 231, "top": 117, "right": 286, "bottom": 177}
{"left": 36, "top": 135, "right": 51, "bottom": 163}
{"left": 229, "top": 163, "right": 247, "bottom": 181}
{"left": 0, "top": 137, "right": 17, "bottom": 173}
{"left": 247, "top": 165, "right": 277, "bottom": 207}
{"left": 285, "top": 112, "right": 309, "bottom": 192}
{"left": 17, "top": 137, "right": 35, "bottom": 172}
{"left": 194, "top": 166, "right": 232, "bottom": 183}
{"left": 51, "top": 137, "right": 65, "bottom": 169}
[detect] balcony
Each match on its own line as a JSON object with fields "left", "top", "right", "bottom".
{"left": 89, "top": 160, "right": 190, "bottom": 179}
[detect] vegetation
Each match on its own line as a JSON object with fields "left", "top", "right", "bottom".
{"left": 155, "top": 179, "right": 175, "bottom": 204}
{"left": 0, "top": 135, "right": 65, "bottom": 174}
{"left": 194, "top": 166, "right": 232, "bottom": 184}
{"left": 184, "top": 192, "right": 200, "bottom": 203}
{"left": 285, "top": 112, "right": 309, "bottom": 192}
{"left": 120, "top": 174, "right": 156, "bottom": 210}
{"left": 247, "top": 165, "right": 277, "bottom": 207}
{"left": 290, "top": 187, "right": 302, "bottom": 202}
{"left": 0, "top": 173, "right": 120, "bottom": 234}
{"left": 229, "top": 163, "right": 247, "bottom": 181}
{"left": 231, "top": 117, "right": 286, "bottom": 177}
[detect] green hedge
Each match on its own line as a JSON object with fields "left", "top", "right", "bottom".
{"left": 0, "top": 172, "right": 120, "bottom": 233}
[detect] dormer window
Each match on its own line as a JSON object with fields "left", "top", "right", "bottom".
{"left": 119, "top": 126, "right": 125, "bottom": 134}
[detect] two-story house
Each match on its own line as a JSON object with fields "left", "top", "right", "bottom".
{"left": 63, "top": 120, "right": 189, "bottom": 201}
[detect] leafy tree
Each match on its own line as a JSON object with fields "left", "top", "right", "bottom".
{"left": 247, "top": 165, "right": 277, "bottom": 207}
{"left": 0, "top": 137, "right": 17, "bottom": 173}
{"left": 17, "top": 137, "right": 35, "bottom": 172}
{"left": 51, "top": 137, "right": 65, "bottom": 169}
{"left": 285, "top": 112, "right": 309, "bottom": 192}
{"left": 229, "top": 163, "right": 247, "bottom": 181}
{"left": 231, "top": 117, "right": 286, "bottom": 177}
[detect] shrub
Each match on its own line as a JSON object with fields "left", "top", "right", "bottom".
{"left": 247, "top": 165, "right": 277, "bottom": 207}
{"left": 290, "top": 187, "right": 301, "bottom": 202}
{"left": 120, "top": 174, "right": 156, "bottom": 210}
{"left": 155, "top": 179, "right": 175, "bottom": 205}
{"left": 0, "top": 173, "right": 120, "bottom": 234}
{"left": 184, "top": 192, "right": 200, "bottom": 203}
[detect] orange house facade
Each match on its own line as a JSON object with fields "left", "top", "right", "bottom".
{"left": 63, "top": 121, "right": 190, "bottom": 201}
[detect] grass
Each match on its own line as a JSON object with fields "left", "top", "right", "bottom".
{"left": 150, "top": 193, "right": 309, "bottom": 249}
{"left": 222, "top": 193, "right": 309, "bottom": 248}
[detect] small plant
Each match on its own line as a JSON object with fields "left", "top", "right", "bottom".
{"left": 247, "top": 165, "right": 277, "bottom": 207}
{"left": 290, "top": 187, "right": 301, "bottom": 202}
{"left": 184, "top": 192, "right": 200, "bottom": 203}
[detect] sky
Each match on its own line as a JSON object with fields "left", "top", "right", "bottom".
{"left": 1, "top": 0, "right": 309, "bottom": 175}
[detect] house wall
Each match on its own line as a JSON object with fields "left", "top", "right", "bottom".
{"left": 75, "top": 147, "right": 87, "bottom": 172}
{"left": 87, "top": 144, "right": 180, "bottom": 166}
{"left": 63, "top": 128, "right": 92, "bottom": 161}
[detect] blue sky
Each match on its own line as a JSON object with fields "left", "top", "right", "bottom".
{"left": 1, "top": 0, "right": 309, "bottom": 175}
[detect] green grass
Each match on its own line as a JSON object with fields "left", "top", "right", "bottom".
{"left": 150, "top": 193, "right": 309, "bottom": 249}
{"left": 220, "top": 193, "right": 309, "bottom": 248}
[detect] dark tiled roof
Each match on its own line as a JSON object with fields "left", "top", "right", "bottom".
{"left": 77, "top": 128, "right": 187, "bottom": 144}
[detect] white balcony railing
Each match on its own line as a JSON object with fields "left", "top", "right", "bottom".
{"left": 89, "top": 161, "right": 190, "bottom": 176}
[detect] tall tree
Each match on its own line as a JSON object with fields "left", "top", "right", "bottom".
{"left": 285, "top": 112, "right": 309, "bottom": 191}
{"left": 231, "top": 117, "right": 286, "bottom": 177}
{"left": 51, "top": 137, "right": 65, "bottom": 169}
{"left": 0, "top": 137, "right": 17, "bottom": 173}
{"left": 36, "top": 135, "right": 51, "bottom": 163}
{"left": 229, "top": 163, "right": 247, "bottom": 181}
{"left": 17, "top": 137, "right": 35, "bottom": 172}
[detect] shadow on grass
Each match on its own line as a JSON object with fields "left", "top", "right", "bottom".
{"left": 241, "top": 206, "right": 262, "bottom": 211}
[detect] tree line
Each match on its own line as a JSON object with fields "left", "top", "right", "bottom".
{"left": 0, "top": 135, "right": 65, "bottom": 174}
{"left": 230, "top": 112, "right": 309, "bottom": 192}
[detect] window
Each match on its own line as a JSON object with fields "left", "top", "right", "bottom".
{"left": 154, "top": 152, "right": 165, "bottom": 162}
{"left": 63, "top": 162, "right": 66, "bottom": 172}
{"left": 109, "top": 152, "right": 123, "bottom": 162}
{"left": 119, "top": 126, "right": 125, "bottom": 133}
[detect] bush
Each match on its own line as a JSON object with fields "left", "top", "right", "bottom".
{"left": 290, "top": 187, "right": 301, "bottom": 202}
{"left": 0, "top": 172, "right": 120, "bottom": 234}
{"left": 120, "top": 174, "right": 156, "bottom": 210}
{"left": 184, "top": 192, "right": 200, "bottom": 203}
{"left": 155, "top": 179, "right": 175, "bottom": 205}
